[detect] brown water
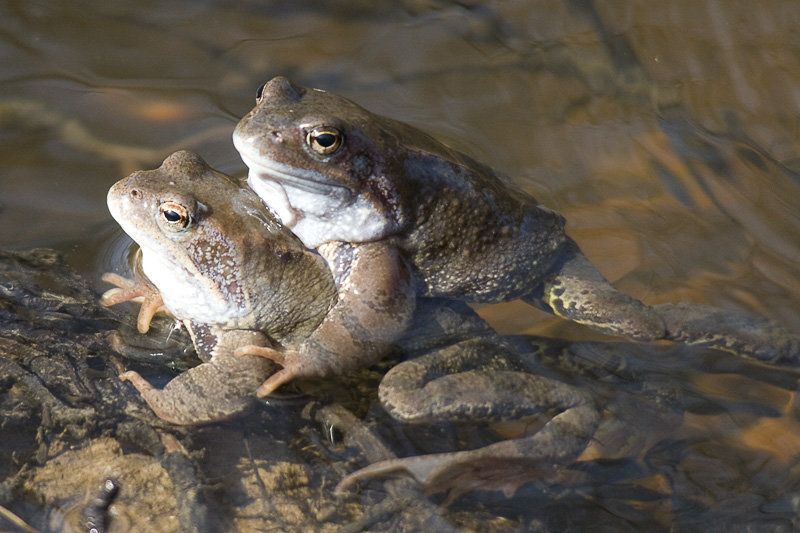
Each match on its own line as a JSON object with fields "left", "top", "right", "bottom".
{"left": 2, "top": 1, "right": 800, "bottom": 531}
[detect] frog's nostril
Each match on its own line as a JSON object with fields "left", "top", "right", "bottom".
{"left": 130, "top": 189, "right": 142, "bottom": 199}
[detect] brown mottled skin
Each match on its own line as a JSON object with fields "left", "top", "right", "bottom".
{"left": 233, "top": 76, "right": 800, "bottom": 376}
{"left": 102, "top": 150, "right": 337, "bottom": 424}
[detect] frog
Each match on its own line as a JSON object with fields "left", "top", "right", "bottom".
{"left": 101, "top": 150, "right": 338, "bottom": 424}
{"left": 232, "top": 76, "right": 800, "bottom": 396}
{"left": 101, "top": 150, "right": 600, "bottom": 490}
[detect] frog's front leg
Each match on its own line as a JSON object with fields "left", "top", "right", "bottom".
{"left": 338, "top": 337, "right": 599, "bottom": 492}
{"left": 101, "top": 272, "right": 168, "bottom": 334}
{"left": 529, "top": 238, "right": 665, "bottom": 341}
{"left": 238, "top": 241, "right": 416, "bottom": 397}
{"left": 116, "top": 331, "right": 277, "bottom": 425}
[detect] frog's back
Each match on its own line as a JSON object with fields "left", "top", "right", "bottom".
{"left": 399, "top": 150, "right": 567, "bottom": 302}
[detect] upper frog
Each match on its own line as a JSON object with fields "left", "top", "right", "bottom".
{"left": 233, "top": 77, "right": 800, "bottom": 387}
{"left": 103, "top": 150, "right": 338, "bottom": 423}
{"left": 233, "top": 76, "right": 565, "bottom": 302}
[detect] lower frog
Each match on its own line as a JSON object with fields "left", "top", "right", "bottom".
{"left": 102, "top": 150, "right": 338, "bottom": 424}
{"left": 233, "top": 77, "right": 800, "bottom": 397}
{"left": 101, "top": 150, "right": 600, "bottom": 490}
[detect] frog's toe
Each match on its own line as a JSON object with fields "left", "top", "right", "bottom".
{"left": 101, "top": 272, "right": 135, "bottom": 290}
{"left": 255, "top": 370, "right": 295, "bottom": 397}
{"left": 248, "top": 348, "right": 321, "bottom": 396}
{"left": 234, "top": 344, "right": 286, "bottom": 364}
{"left": 100, "top": 287, "right": 134, "bottom": 306}
{"left": 100, "top": 274, "right": 143, "bottom": 306}
{"left": 117, "top": 369, "right": 150, "bottom": 390}
{"left": 135, "top": 296, "right": 166, "bottom": 334}
{"left": 235, "top": 345, "right": 301, "bottom": 396}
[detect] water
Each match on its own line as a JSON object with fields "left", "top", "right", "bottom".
{"left": 2, "top": 1, "right": 800, "bottom": 530}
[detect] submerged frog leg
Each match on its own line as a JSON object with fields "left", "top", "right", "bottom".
{"left": 337, "top": 337, "right": 599, "bottom": 494}
{"left": 530, "top": 239, "right": 665, "bottom": 341}
{"left": 337, "top": 402, "right": 598, "bottom": 495}
{"left": 312, "top": 404, "right": 463, "bottom": 529}
{"left": 101, "top": 272, "right": 168, "bottom": 334}
{"left": 653, "top": 302, "right": 800, "bottom": 364}
{"left": 240, "top": 241, "right": 416, "bottom": 398}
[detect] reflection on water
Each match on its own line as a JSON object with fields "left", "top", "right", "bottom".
{"left": 2, "top": 1, "right": 800, "bottom": 531}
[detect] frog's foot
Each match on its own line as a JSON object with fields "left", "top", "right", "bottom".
{"left": 113, "top": 361, "right": 173, "bottom": 419}
{"left": 117, "top": 368, "right": 155, "bottom": 393}
{"left": 118, "top": 368, "right": 205, "bottom": 425}
{"left": 654, "top": 303, "right": 800, "bottom": 364}
{"left": 337, "top": 403, "right": 598, "bottom": 498}
{"left": 101, "top": 272, "right": 168, "bottom": 334}
{"left": 113, "top": 362, "right": 181, "bottom": 422}
{"left": 234, "top": 344, "right": 300, "bottom": 397}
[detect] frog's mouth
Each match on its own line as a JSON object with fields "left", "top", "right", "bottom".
{"left": 241, "top": 155, "right": 352, "bottom": 226}
{"left": 240, "top": 154, "right": 350, "bottom": 196}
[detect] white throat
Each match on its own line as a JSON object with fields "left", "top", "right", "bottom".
{"left": 247, "top": 172, "right": 393, "bottom": 248}
{"left": 140, "top": 249, "right": 243, "bottom": 324}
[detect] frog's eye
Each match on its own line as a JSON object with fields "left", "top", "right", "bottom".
{"left": 306, "top": 127, "right": 343, "bottom": 156}
{"left": 255, "top": 83, "right": 266, "bottom": 102}
{"left": 159, "top": 201, "right": 191, "bottom": 230}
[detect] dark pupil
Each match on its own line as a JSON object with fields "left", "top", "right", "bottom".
{"left": 315, "top": 133, "right": 336, "bottom": 147}
{"left": 256, "top": 83, "right": 266, "bottom": 100}
{"left": 163, "top": 210, "right": 181, "bottom": 223}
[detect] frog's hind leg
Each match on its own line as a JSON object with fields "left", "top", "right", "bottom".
{"left": 528, "top": 239, "right": 800, "bottom": 364}
{"left": 336, "top": 401, "right": 598, "bottom": 497}
{"left": 527, "top": 239, "right": 665, "bottom": 341}
{"left": 115, "top": 353, "right": 274, "bottom": 425}
{"left": 337, "top": 338, "right": 600, "bottom": 495}
{"left": 653, "top": 302, "right": 800, "bottom": 365}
